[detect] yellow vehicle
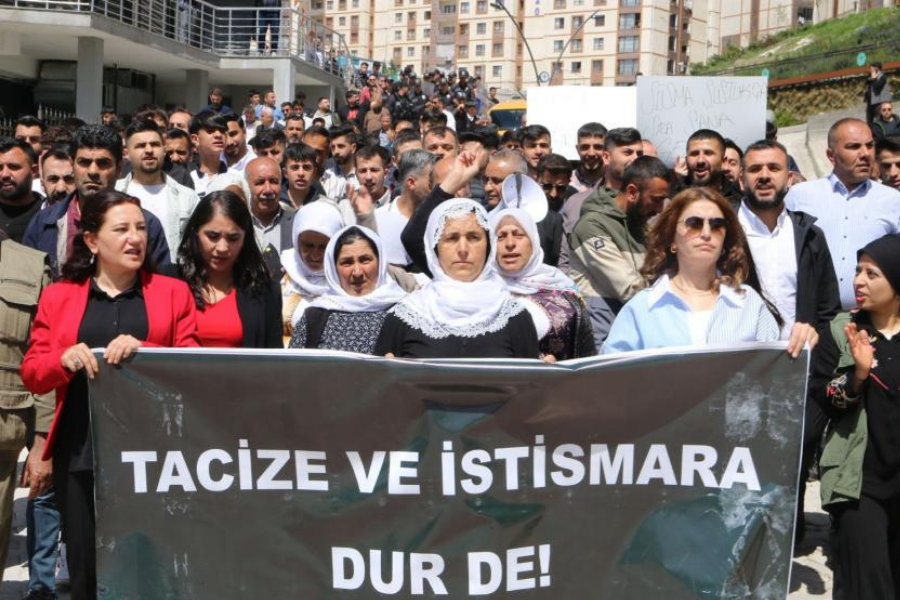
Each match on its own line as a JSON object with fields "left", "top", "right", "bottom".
{"left": 488, "top": 99, "right": 527, "bottom": 135}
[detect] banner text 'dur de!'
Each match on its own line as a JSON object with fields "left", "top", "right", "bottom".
{"left": 90, "top": 345, "right": 806, "bottom": 599}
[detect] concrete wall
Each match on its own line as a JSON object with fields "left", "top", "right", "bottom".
{"left": 769, "top": 71, "right": 900, "bottom": 126}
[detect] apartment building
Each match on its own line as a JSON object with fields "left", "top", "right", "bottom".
{"left": 307, "top": 0, "right": 889, "bottom": 92}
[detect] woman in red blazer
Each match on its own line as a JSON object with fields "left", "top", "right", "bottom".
{"left": 22, "top": 190, "right": 198, "bottom": 600}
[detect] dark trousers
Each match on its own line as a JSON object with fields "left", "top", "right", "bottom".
{"left": 796, "top": 398, "right": 830, "bottom": 543}
{"left": 53, "top": 460, "right": 96, "bottom": 600}
{"left": 258, "top": 10, "right": 279, "bottom": 51}
{"left": 832, "top": 493, "right": 900, "bottom": 600}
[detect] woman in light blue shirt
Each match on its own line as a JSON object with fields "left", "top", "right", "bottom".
{"left": 603, "top": 187, "right": 781, "bottom": 354}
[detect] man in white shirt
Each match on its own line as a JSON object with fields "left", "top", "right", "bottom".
{"left": 785, "top": 117, "right": 900, "bottom": 309}
{"left": 376, "top": 148, "right": 433, "bottom": 266}
{"left": 320, "top": 125, "right": 358, "bottom": 202}
{"left": 222, "top": 113, "right": 256, "bottom": 174}
{"left": 739, "top": 138, "right": 840, "bottom": 546}
{"left": 117, "top": 120, "right": 200, "bottom": 256}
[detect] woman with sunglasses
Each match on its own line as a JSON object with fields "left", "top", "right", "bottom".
{"left": 602, "top": 187, "right": 780, "bottom": 353}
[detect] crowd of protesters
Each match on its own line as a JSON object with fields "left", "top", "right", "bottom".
{"left": 0, "top": 61, "right": 899, "bottom": 599}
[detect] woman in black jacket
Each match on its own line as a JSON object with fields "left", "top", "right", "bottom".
{"left": 165, "top": 190, "right": 282, "bottom": 348}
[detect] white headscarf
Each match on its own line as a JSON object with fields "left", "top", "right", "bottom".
{"left": 280, "top": 201, "right": 344, "bottom": 297}
{"left": 392, "top": 199, "right": 525, "bottom": 338}
{"left": 310, "top": 225, "right": 407, "bottom": 312}
{"left": 490, "top": 208, "right": 578, "bottom": 296}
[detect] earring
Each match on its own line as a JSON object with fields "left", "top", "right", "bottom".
{"left": 89, "top": 253, "right": 96, "bottom": 265}
{"left": 670, "top": 245, "right": 677, "bottom": 254}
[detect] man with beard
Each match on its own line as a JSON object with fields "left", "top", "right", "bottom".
{"left": 570, "top": 122, "right": 607, "bottom": 193}
{"left": 164, "top": 128, "right": 193, "bottom": 168}
{"left": 284, "top": 114, "right": 306, "bottom": 144}
{"left": 786, "top": 118, "right": 900, "bottom": 310}
{"left": 876, "top": 136, "right": 900, "bottom": 191}
{"left": 739, "top": 139, "right": 840, "bottom": 546}
{"left": 569, "top": 156, "right": 670, "bottom": 346}
{"left": 116, "top": 120, "right": 199, "bottom": 257}
{"left": 722, "top": 139, "right": 744, "bottom": 189}
{"left": 0, "top": 139, "right": 43, "bottom": 243}
{"left": 678, "top": 129, "right": 742, "bottom": 207}
{"left": 246, "top": 157, "right": 295, "bottom": 276}
{"left": 222, "top": 113, "right": 256, "bottom": 173}
{"left": 39, "top": 147, "right": 75, "bottom": 208}
{"left": 520, "top": 125, "right": 552, "bottom": 180}
{"left": 560, "top": 127, "right": 643, "bottom": 272}
{"left": 23, "top": 124, "right": 170, "bottom": 278}
{"left": 320, "top": 125, "right": 358, "bottom": 202}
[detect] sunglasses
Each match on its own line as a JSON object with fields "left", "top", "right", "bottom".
{"left": 541, "top": 183, "right": 569, "bottom": 195}
{"left": 680, "top": 216, "right": 727, "bottom": 233}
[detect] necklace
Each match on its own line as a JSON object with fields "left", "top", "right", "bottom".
{"left": 203, "top": 281, "right": 234, "bottom": 305}
{"left": 671, "top": 276, "right": 716, "bottom": 297}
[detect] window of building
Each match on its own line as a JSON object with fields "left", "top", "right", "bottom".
{"left": 458, "top": 23, "right": 468, "bottom": 34}
{"left": 351, "top": 15, "right": 358, "bottom": 26}
{"left": 476, "top": 44, "right": 485, "bottom": 56}
{"left": 669, "top": 13, "right": 677, "bottom": 27}
{"left": 442, "top": 3, "right": 456, "bottom": 11}
{"left": 395, "top": 12, "right": 403, "bottom": 22}
{"left": 618, "top": 13, "right": 639, "bottom": 28}
{"left": 617, "top": 58, "right": 638, "bottom": 75}
{"left": 351, "top": 0, "right": 359, "bottom": 7}
{"left": 460, "top": 1, "right": 469, "bottom": 12}
{"left": 393, "top": 0, "right": 402, "bottom": 5}
{"left": 325, "top": 16, "right": 333, "bottom": 27}
{"left": 350, "top": 31, "right": 358, "bottom": 43}
{"left": 593, "top": 14, "right": 605, "bottom": 26}
{"left": 424, "top": 10, "right": 431, "bottom": 19}
{"left": 571, "top": 61, "right": 582, "bottom": 73}
{"left": 493, "top": 21, "right": 504, "bottom": 33}
{"left": 554, "top": 0, "right": 566, "bottom": 7}
{"left": 339, "top": 16, "right": 346, "bottom": 25}
{"left": 573, "top": 0, "right": 584, "bottom": 5}
{"left": 592, "top": 59, "right": 603, "bottom": 73}
{"left": 571, "top": 38, "right": 582, "bottom": 52}
{"left": 407, "top": 29, "right": 416, "bottom": 40}
{"left": 554, "top": 17, "right": 565, "bottom": 29}
{"left": 593, "top": 0, "right": 607, "bottom": 5}
{"left": 408, "top": 47, "right": 415, "bottom": 56}
{"left": 620, "top": 0, "right": 639, "bottom": 5}
{"left": 493, "top": 65, "right": 502, "bottom": 77}
{"left": 338, "top": 0, "right": 346, "bottom": 9}
{"left": 423, "top": 28, "right": 430, "bottom": 37}
{"left": 474, "top": 65, "right": 484, "bottom": 77}
{"left": 313, "top": 1, "right": 323, "bottom": 9}
{"left": 326, "top": 0, "right": 333, "bottom": 8}
{"left": 618, "top": 35, "right": 638, "bottom": 52}
{"left": 477, "top": 0, "right": 487, "bottom": 12}
{"left": 458, "top": 45, "right": 468, "bottom": 57}
{"left": 393, "top": 47, "right": 402, "bottom": 60}
{"left": 492, "top": 42, "right": 503, "bottom": 56}
{"left": 408, "top": 11, "right": 415, "bottom": 20}
{"left": 477, "top": 22, "right": 486, "bottom": 34}
{"left": 553, "top": 39, "right": 564, "bottom": 52}
{"left": 395, "top": 30, "right": 402, "bottom": 40}
{"left": 573, "top": 15, "right": 583, "bottom": 28}
{"left": 593, "top": 37, "right": 604, "bottom": 50}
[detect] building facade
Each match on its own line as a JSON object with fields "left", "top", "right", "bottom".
{"left": 309, "top": 0, "right": 889, "bottom": 92}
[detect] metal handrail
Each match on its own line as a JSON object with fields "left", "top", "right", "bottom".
{"left": 1, "top": 0, "right": 354, "bottom": 84}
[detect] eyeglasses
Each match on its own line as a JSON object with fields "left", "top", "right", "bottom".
{"left": 680, "top": 216, "right": 727, "bottom": 233}
{"left": 541, "top": 183, "right": 569, "bottom": 195}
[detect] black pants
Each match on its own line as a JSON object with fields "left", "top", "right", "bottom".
{"left": 832, "top": 493, "right": 900, "bottom": 600}
{"left": 796, "top": 398, "right": 830, "bottom": 544}
{"left": 53, "top": 460, "right": 96, "bottom": 600}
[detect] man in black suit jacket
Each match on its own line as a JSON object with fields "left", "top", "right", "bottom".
{"left": 246, "top": 157, "right": 296, "bottom": 276}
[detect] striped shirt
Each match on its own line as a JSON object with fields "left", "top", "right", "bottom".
{"left": 602, "top": 275, "right": 780, "bottom": 354}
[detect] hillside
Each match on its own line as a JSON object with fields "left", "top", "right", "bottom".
{"left": 692, "top": 7, "right": 900, "bottom": 79}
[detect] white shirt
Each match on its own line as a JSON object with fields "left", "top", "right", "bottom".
{"left": 738, "top": 203, "right": 798, "bottom": 340}
{"left": 687, "top": 310, "right": 712, "bottom": 345}
{"left": 785, "top": 173, "right": 900, "bottom": 308}
{"left": 222, "top": 147, "right": 258, "bottom": 175}
{"left": 126, "top": 181, "right": 169, "bottom": 231}
{"left": 443, "top": 109, "right": 456, "bottom": 131}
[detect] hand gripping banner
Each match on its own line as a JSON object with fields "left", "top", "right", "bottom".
{"left": 89, "top": 344, "right": 807, "bottom": 599}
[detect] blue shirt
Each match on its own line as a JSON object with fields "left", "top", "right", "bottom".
{"left": 785, "top": 173, "right": 900, "bottom": 309}
{"left": 255, "top": 104, "right": 285, "bottom": 122}
{"left": 601, "top": 275, "right": 780, "bottom": 354}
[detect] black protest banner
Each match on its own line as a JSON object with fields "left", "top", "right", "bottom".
{"left": 90, "top": 345, "right": 806, "bottom": 599}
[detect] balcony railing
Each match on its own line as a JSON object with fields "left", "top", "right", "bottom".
{"left": 0, "top": 0, "right": 358, "bottom": 88}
